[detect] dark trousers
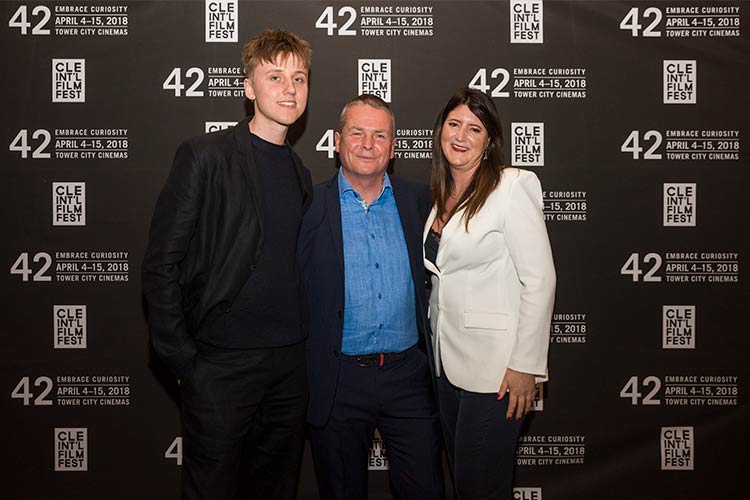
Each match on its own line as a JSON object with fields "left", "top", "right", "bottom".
{"left": 180, "top": 341, "right": 308, "bottom": 500}
{"left": 437, "top": 373, "right": 524, "bottom": 500}
{"left": 309, "top": 346, "right": 444, "bottom": 500}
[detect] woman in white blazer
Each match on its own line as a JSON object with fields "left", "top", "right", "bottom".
{"left": 424, "top": 88, "right": 556, "bottom": 500}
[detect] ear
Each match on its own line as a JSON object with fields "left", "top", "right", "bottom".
{"left": 334, "top": 131, "right": 342, "bottom": 153}
{"left": 389, "top": 137, "right": 396, "bottom": 160}
{"left": 243, "top": 78, "right": 255, "bottom": 101}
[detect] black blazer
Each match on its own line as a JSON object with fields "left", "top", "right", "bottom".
{"left": 298, "top": 173, "right": 432, "bottom": 427}
{"left": 143, "top": 118, "right": 312, "bottom": 379}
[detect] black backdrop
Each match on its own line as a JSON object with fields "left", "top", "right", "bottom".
{"left": 2, "top": 1, "right": 748, "bottom": 499}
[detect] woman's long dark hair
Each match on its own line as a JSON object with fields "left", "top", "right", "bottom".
{"left": 430, "top": 88, "right": 506, "bottom": 230}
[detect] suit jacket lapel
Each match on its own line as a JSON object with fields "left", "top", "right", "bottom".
{"left": 392, "top": 180, "right": 423, "bottom": 284}
{"left": 325, "top": 175, "right": 345, "bottom": 280}
{"left": 234, "top": 119, "right": 265, "bottom": 247}
{"left": 423, "top": 204, "right": 464, "bottom": 275}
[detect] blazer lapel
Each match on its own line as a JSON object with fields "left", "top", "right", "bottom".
{"left": 393, "top": 180, "right": 424, "bottom": 283}
{"left": 234, "top": 119, "right": 265, "bottom": 243}
{"left": 436, "top": 206, "right": 463, "bottom": 244}
{"left": 325, "top": 175, "right": 345, "bottom": 278}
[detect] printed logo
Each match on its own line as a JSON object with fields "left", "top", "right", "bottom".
{"left": 662, "top": 306, "right": 695, "bottom": 349}
{"left": 514, "top": 488, "right": 542, "bottom": 500}
{"left": 511, "top": 123, "right": 544, "bottom": 166}
{"left": 205, "top": 121, "right": 237, "bottom": 133}
{"left": 54, "top": 305, "right": 87, "bottom": 349}
{"left": 52, "top": 182, "right": 86, "bottom": 226}
{"left": 517, "top": 435, "right": 585, "bottom": 466}
{"left": 664, "top": 60, "right": 697, "bottom": 104}
{"left": 52, "top": 59, "right": 85, "bottom": 102}
{"left": 510, "top": 0, "right": 543, "bottom": 43}
{"left": 358, "top": 59, "right": 391, "bottom": 102}
{"left": 368, "top": 430, "right": 389, "bottom": 470}
{"left": 55, "top": 428, "right": 88, "bottom": 471}
{"left": 205, "top": 0, "right": 238, "bottom": 42}
{"left": 661, "top": 426, "right": 694, "bottom": 470}
{"left": 663, "top": 183, "right": 696, "bottom": 226}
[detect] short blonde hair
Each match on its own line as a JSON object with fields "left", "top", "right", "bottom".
{"left": 242, "top": 29, "right": 311, "bottom": 78}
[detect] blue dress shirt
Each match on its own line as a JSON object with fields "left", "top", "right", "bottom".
{"left": 338, "top": 168, "right": 418, "bottom": 355}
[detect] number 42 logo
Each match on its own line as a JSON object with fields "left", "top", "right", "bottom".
{"left": 621, "top": 253, "right": 663, "bottom": 282}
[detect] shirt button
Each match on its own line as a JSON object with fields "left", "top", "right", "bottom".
{"left": 375, "top": 263, "right": 380, "bottom": 269}
{"left": 378, "top": 293, "right": 382, "bottom": 299}
{"left": 370, "top": 233, "right": 375, "bottom": 239}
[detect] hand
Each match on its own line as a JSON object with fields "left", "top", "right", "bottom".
{"left": 497, "top": 368, "right": 536, "bottom": 420}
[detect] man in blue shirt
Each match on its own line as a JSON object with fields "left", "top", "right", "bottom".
{"left": 299, "top": 95, "right": 443, "bottom": 499}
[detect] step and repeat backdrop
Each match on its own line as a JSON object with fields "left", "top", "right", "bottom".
{"left": 2, "top": 1, "right": 748, "bottom": 499}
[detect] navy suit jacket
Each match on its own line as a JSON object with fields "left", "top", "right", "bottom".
{"left": 298, "top": 172, "right": 433, "bottom": 427}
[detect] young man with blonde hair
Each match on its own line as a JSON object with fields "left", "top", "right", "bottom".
{"left": 143, "top": 29, "right": 312, "bottom": 500}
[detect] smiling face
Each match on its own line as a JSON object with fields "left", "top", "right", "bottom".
{"left": 335, "top": 103, "right": 396, "bottom": 185}
{"left": 439, "top": 104, "right": 489, "bottom": 176}
{"left": 244, "top": 55, "right": 308, "bottom": 141}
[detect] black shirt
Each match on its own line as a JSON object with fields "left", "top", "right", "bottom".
{"left": 200, "top": 132, "right": 305, "bottom": 349}
{"left": 424, "top": 228, "right": 441, "bottom": 271}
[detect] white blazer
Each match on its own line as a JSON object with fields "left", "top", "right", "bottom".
{"left": 423, "top": 168, "right": 556, "bottom": 393}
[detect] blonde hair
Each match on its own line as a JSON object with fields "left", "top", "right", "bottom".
{"left": 242, "top": 29, "right": 311, "bottom": 78}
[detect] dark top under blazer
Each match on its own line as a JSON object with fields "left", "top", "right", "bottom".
{"left": 142, "top": 117, "right": 313, "bottom": 380}
{"left": 298, "top": 173, "right": 433, "bottom": 427}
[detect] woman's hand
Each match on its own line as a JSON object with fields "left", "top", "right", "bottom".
{"left": 497, "top": 368, "right": 536, "bottom": 420}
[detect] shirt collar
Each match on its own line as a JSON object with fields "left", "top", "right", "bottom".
{"left": 337, "top": 168, "right": 392, "bottom": 207}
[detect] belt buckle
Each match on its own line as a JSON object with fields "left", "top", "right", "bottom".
{"left": 355, "top": 353, "right": 385, "bottom": 367}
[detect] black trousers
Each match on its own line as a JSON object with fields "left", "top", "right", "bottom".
{"left": 180, "top": 341, "right": 308, "bottom": 500}
{"left": 309, "top": 346, "right": 444, "bottom": 500}
{"left": 437, "top": 373, "right": 524, "bottom": 500}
